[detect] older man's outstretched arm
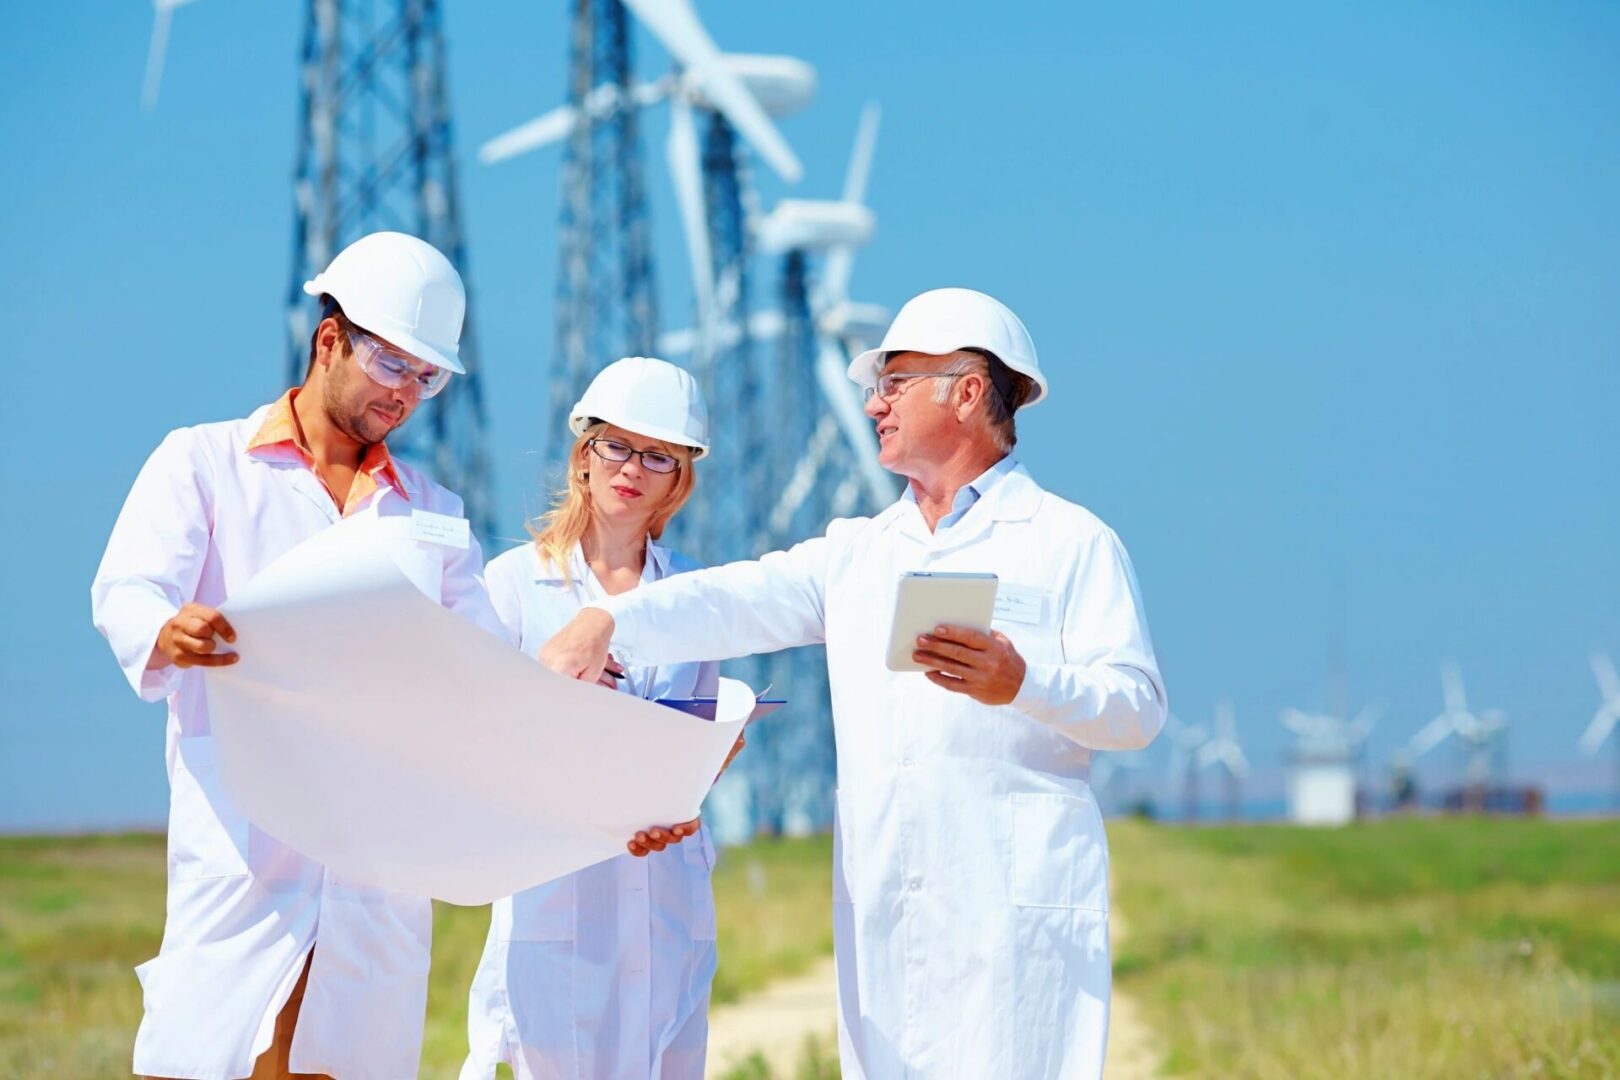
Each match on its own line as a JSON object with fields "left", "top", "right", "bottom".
{"left": 540, "top": 534, "right": 834, "bottom": 681}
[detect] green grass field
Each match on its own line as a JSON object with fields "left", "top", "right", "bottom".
{"left": 3, "top": 818, "right": 1615, "bottom": 1078}
{"left": 0, "top": 831, "right": 833, "bottom": 1078}
{"left": 1109, "top": 816, "right": 1620, "bottom": 1078}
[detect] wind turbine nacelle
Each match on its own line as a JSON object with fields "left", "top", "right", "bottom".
{"left": 820, "top": 300, "right": 890, "bottom": 346}
{"left": 690, "top": 55, "right": 816, "bottom": 118}
{"left": 757, "top": 200, "right": 875, "bottom": 254}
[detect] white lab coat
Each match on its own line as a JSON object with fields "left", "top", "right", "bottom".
{"left": 91, "top": 404, "right": 505, "bottom": 1080}
{"left": 462, "top": 541, "right": 721, "bottom": 1080}
{"left": 599, "top": 462, "right": 1166, "bottom": 1080}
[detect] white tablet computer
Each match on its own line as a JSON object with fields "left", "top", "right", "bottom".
{"left": 885, "top": 571, "right": 1000, "bottom": 672}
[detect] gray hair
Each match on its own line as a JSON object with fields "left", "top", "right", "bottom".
{"left": 930, "top": 349, "right": 1035, "bottom": 452}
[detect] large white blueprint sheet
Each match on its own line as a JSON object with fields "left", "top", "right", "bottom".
{"left": 204, "top": 515, "right": 750, "bottom": 905}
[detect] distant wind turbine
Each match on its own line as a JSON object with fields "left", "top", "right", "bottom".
{"left": 142, "top": 0, "right": 203, "bottom": 111}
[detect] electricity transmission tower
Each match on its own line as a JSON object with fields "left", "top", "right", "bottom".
{"left": 281, "top": 0, "right": 493, "bottom": 534}
{"left": 548, "top": 0, "right": 660, "bottom": 467}
{"left": 146, "top": 0, "right": 494, "bottom": 535}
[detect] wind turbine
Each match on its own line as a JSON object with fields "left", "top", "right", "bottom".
{"left": 1196, "top": 700, "right": 1250, "bottom": 821}
{"left": 1579, "top": 652, "right": 1620, "bottom": 808}
{"left": 1428, "top": 663, "right": 1507, "bottom": 805}
{"left": 1163, "top": 715, "right": 1209, "bottom": 822}
{"left": 1091, "top": 751, "right": 1151, "bottom": 815}
{"left": 141, "top": 0, "right": 204, "bottom": 111}
{"left": 479, "top": 9, "right": 809, "bottom": 337}
{"left": 659, "top": 104, "right": 897, "bottom": 532}
{"left": 760, "top": 104, "right": 900, "bottom": 526}
{"left": 1281, "top": 704, "right": 1377, "bottom": 825}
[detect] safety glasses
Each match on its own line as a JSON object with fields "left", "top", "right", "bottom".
{"left": 346, "top": 327, "right": 452, "bottom": 399}
{"left": 861, "top": 371, "right": 966, "bottom": 403}
{"left": 588, "top": 438, "right": 682, "bottom": 475}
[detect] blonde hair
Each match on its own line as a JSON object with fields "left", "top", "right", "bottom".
{"left": 530, "top": 422, "right": 698, "bottom": 581}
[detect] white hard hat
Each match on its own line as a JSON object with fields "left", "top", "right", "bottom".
{"left": 569, "top": 357, "right": 710, "bottom": 459}
{"left": 303, "top": 231, "right": 467, "bottom": 374}
{"left": 848, "top": 287, "right": 1047, "bottom": 409}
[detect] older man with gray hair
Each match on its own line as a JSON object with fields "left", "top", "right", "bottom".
{"left": 543, "top": 287, "right": 1167, "bottom": 1079}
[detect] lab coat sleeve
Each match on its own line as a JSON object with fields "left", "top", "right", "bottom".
{"left": 592, "top": 536, "right": 832, "bottom": 668}
{"left": 482, "top": 553, "right": 526, "bottom": 647}
{"left": 437, "top": 499, "right": 511, "bottom": 646}
{"left": 1010, "top": 526, "right": 1168, "bottom": 750}
{"left": 90, "top": 428, "right": 215, "bottom": 703}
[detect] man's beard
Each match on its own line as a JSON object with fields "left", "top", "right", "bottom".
{"left": 323, "top": 377, "right": 396, "bottom": 446}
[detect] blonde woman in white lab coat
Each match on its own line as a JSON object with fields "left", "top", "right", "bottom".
{"left": 462, "top": 356, "right": 739, "bottom": 1080}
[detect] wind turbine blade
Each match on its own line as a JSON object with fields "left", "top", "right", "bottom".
{"left": 1441, "top": 662, "right": 1467, "bottom": 713}
{"left": 842, "top": 102, "right": 880, "bottom": 205}
{"left": 142, "top": 4, "right": 174, "bottom": 111}
{"left": 1579, "top": 706, "right": 1620, "bottom": 756}
{"left": 666, "top": 97, "right": 714, "bottom": 337}
{"left": 1406, "top": 714, "right": 1454, "bottom": 759}
{"left": 821, "top": 104, "right": 881, "bottom": 304}
{"left": 621, "top": 0, "right": 802, "bottom": 182}
{"left": 479, "top": 105, "right": 579, "bottom": 164}
{"left": 1352, "top": 704, "right": 1381, "bottom": 740}
{"left": 1593, "top": 652, "right": 1620, "bottom": 701}
{"left": 815, "top": 335, "right": 897, "bottom": 506}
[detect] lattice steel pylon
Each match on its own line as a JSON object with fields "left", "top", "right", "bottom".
{"left": 548, "top": 0, "right": 659, "bottom": 469}
{"left": 283, "top": 0, "right": 494, "bottom": 537}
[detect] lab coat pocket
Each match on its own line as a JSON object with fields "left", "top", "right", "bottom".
{"left": 1009, "top": 792, "right": 1108, "bottom": 912}
{"left": 506, "top": 877, "right": 578, "bottom": 942}
{"left": 168, "top": 735, "right": 251, "bottom": 882}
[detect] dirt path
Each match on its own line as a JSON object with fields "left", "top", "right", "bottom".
{"left": 704, "top": 954, "right": 839, "bottom": 1078}
{"left": 1103, "top": 910, "right": 1164, "bottom": 1080}
{"left": 705, "top": 901, "right": 1163, "bottom": 1078}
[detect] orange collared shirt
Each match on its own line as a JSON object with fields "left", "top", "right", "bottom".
{"left": 245, "top": 390, "right": 407, "bottom": 516}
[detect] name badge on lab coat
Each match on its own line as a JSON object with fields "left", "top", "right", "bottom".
{"left": 409, "top": 509, "right": 470, "bottom": 550}
{"left": 993, "top": 584, "right": 1048, "bottom": 626}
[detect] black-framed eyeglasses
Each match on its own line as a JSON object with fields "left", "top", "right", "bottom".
{"left": 862, "top": 372, "right": 967, "bottom": 403}
{"left": 587, "top": 437, "right": 682, "bottom": 475}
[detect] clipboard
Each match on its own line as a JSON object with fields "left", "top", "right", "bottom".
{"left": 656, "top": 698, "right": 786, "bottom": 723}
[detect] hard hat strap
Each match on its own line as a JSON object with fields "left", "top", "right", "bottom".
{"left": 966, "top": 347, "right": 1017, "bottom": 412}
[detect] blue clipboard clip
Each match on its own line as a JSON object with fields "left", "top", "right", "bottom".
{"left": 655, "top": 698, "right": 786, "bottom": 723}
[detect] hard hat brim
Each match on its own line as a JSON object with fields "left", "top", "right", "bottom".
{"left": 304, "top": 276, "right": 468, "bottom": 375}
{"left": 568, "top": 410, "right": 710, "bottom": 460}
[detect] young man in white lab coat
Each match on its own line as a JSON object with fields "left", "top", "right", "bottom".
{"left": 91, "top": 232, "right": 511, "bottom": 1080}
{"left": 541, "top": 288, "right": 1169, "bottom": 1080}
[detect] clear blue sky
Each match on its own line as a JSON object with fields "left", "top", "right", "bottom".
{"left": 2, "top": 2, "right": 1616, "bottom": 829}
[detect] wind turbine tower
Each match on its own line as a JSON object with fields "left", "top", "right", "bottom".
{"left": 549, "top": 0, "right": 660, "bottom": 466}
{"left": 1163, "top": 715, "right": 1209, "bottom": 822}
{"left": 1197, "top": 700, "right": 1251, "bottom": 822}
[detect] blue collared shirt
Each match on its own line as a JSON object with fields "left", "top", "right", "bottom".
{"left": 930, "top": 455, "right": 1018, "bottom": 533}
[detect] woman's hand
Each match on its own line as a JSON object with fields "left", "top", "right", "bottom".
{"left": 716, "top": 731, "right": 746, "bottom": 782}
{"left": 594, "top": 653, "right": 626, "bottom": 689}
